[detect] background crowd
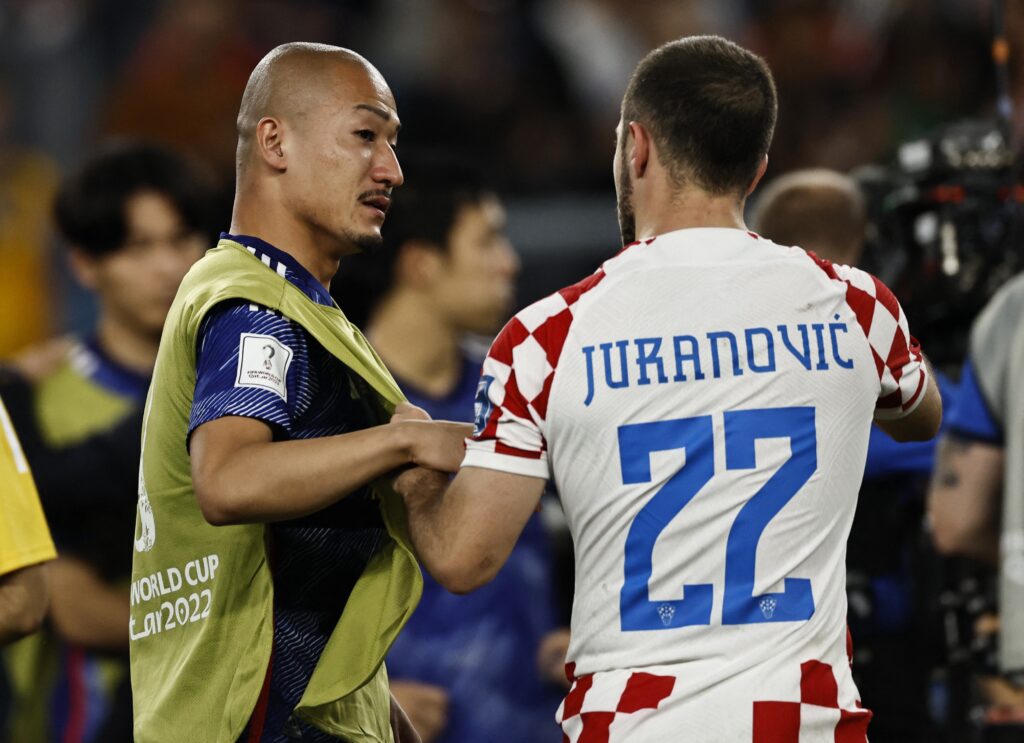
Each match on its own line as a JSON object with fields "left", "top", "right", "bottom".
{"left": 0, "top": 0, "right": 1022, "bottom": 742}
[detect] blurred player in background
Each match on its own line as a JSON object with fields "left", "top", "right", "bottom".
{"left": 0, "top": 141, "right": 216, "bottom": 743}
{"left": 753, "top": 167, "right": 958, "bottom": 741}
{"left": 129, "top": 43, "right": 468, "bottom": 743}
{"left": 0, "top": 396, "right": 54, "bottom": 648}
{"left": 335, "top": 155, "right": 566, "bottom": 743}
{"left": 396, "top": 35, "right": 942, "bottom": 741}
{"left": 929, "top": 274, "right": 1024, "bottom": 735}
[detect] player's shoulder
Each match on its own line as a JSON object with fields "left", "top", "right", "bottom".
{"left": 490, "top": 269, "right": 609, "bottom": 368}
{"left": 197, "top": 299, "right": 308, "bottom": 363}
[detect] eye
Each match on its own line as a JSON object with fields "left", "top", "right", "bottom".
{"left": 356, "top": 129, "right": 376, "bottom": 142}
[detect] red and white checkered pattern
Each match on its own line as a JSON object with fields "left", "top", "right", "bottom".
{"left": 752, "top": 660, "right": 871, "bottom": 743}
{"left": 806, "top": 252, "right": 927, "bottom": 418}
{"left": 558, "top": 663, "right": 676, "bottom": 743}
{"left": 463, "top": 268, "right": 606, "bottom": 477}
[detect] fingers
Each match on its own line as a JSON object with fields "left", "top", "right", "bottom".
{"left": 391, "top": 402, "right": 431, "bottom": 424}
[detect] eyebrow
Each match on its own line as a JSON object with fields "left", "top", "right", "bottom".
{"left": 355, "top": 103, "right": 401, "bottom": 133}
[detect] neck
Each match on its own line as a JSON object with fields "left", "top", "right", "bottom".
{"left": 230, "top": 182, "right": 342, "bottom": 289}
{"left": 95, "top": 313, "right": 159, "bottom": 375}
{"left": 368, "top": 290, "right": 462, "bottom": 398}
{"left": 635, "top": 188, "right": 747, "bottom": 240}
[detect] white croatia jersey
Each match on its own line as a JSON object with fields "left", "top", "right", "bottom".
{"left": 463, "top": 228, "right": 928, "bottom": 742}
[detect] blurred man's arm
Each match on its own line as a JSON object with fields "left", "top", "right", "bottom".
{"left": 928, "top": 433, "right": 1003, "bottom": 563}
{"left": 0, "top": 563, "right": 49, "bottom": 644}
{"left": 46, "top": 557, "right": 129, "bottom": 649}
{"left": 397, "top": 466, "right": 545, "bottom": 594}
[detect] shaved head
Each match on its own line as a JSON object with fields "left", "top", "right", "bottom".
{"left": 235, "top": 42, "right": 388, "bottom": 171}
{"left": 230, "top": 41, "right": 403, "bottom": 264}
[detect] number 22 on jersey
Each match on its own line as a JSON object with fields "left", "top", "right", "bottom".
{"left": 618, "top": 406, "right": 817, "bottom": 631}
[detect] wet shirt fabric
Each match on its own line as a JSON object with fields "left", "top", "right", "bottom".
{"left": 189, "top": 234, "right": 386, "bottom": 743}
{"left": 386, "top": 356, "right": 563, "bottom": 743}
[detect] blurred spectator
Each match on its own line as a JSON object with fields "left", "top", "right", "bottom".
{"left": 334, "top": 154, "right": 566, "bottom": 743}
{"left": 0, "top": 141, "right": 217, "bottom": 743}
{"left": 0, "top": 79, "right": 60, "bottom": 357}
{"left": 929, "top": 271, "right": 1024, "bottom": 734}
{"left": 749, "top": 168, "right": 867, "bottom": 266}
{"left": 102, "top": 0, "right": 261, "bottom": 175}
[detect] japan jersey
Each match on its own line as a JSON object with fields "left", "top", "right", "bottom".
{"left": 463, "top": 228, "right": 928, "bottom": 741}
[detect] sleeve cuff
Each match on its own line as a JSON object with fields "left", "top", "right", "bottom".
{"left": 461, "top": 448, "right": 550, "bottom": 479}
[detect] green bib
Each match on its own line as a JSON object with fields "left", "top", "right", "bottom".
{"left": 129, "top": 239, "right": 422, "bottom": 743}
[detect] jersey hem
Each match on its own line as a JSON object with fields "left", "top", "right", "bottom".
{"left": 461, "top": 449, "right": 549, "bottom": 479}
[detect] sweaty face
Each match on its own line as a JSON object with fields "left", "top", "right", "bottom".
{"left": 83, "top": 191, "right": 205, "bottom": 339}
{"left": 285, "top": 65, "right": 403, "bottom": 256}
{"left": 432, "top": 197, "right": 520, "bottom": 335}
{"left": 614, "top": 122, "right": 636, "bottom": 246}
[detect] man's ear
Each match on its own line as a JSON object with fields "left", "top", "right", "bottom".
{"left": 67, "top": 247, "right": 99, "bottom": 291}
{"left": 395, "top": 240, "right": 445, "bottom": 291}
{"left": 628, "top": 121, "right": 651, "bottom": 179}
{"left": 746, "top": 154, "right": 769, "bottom": 197}
{"left": 255, "top": 117, "right": 287, "bottom": 172}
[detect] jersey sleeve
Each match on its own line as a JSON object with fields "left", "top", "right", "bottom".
{"left": 189, "top": 301, "right": 310, "bottom": 442}
{"left": 826, "top": 261, "right": 929, "bottom": 419}
{"left": 0, "top": 398, "right": 56, "bottom": 575}
{"left": 462, "top": 289, "right": 582, "bottom": 480}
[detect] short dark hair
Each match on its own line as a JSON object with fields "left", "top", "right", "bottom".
{"left": 54, "top": 141, "right": 220, "bottom": 257}
{"left": 622, "top": 35, "right": 778, "bottom": 195}
{"left": 333, "top": 153, "right": 492, "bottom": 327}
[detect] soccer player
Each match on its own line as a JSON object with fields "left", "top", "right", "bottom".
{"left": 0, "top": 396, "right": 55, "bottom": 646}
{"left": 129, "top": 43, "right": 469, "bottom": 743}
{"left": 335, "top": 155, "right": 565, "bottom": 743}
{"left": 2, "top": 141, "right": 215, "bottom": 743}
{"left": 396, "top": 36, "right": 942, "bottom": 741}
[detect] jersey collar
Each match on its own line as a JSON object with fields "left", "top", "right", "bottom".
{"left": 71, "top": 337, "right": 151, "bottom": 401}
{"left": 222, "top": 232, "right": 335, "bottom": 307}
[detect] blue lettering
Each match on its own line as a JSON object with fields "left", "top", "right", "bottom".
{"left": 601, "top": 340, "right": 631, "bottom": 389}
{"left": 583, "top": 345, "right": 597, "bottom": 406}
{"left": 707, "top": 331, "right": 743, "bottom": 379}
{"left": 635, "top": 337, "right": 668, "bottom": 385}
{"left": 745, "top": 328, "right": 776, "bottom": 373}
{"left": 810, "top": 324, "right": 829, "bottom": 370}
{"left": 672, "top": 335, "right": 705, "bottom": 381}
{"left": 829, "top": 316, "right": 854, "bottom": 369}
{"left": 779, "top": 324, "right": 812, "bottom": 370}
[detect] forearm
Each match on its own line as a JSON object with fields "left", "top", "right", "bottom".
{"left": 928, "top": 435, "right": 1003, "bottom": 563}
{"left": 47, "top": 558, "right": 129, "bottom": 650}
{"left": 195, "top": 421, "right": 413, "bottom": 525}
{"left": 0, "top": 564, "right": 49, "bottom": 645}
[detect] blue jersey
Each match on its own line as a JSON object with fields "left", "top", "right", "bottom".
{"left": 189, "top": 234, "right": 386, "bottom": 743}
{"left": 943, "top": 359, "right": 1001, "bottom": 444}
{"left": 385, "top": 356, "right": 564, "bottom": 743}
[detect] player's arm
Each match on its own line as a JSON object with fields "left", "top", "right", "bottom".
{"left": 873, "top": 358, "right": 942, "bottom": 442}
{"left": 927, "top": 433, "right": 1003, "bottom": 563}
{"left": 192, "top": 410, "right": 470, "bottom": 525}
{"left": 397, "top": 465, "right": 545, "bottom": 594}
{"left": 832, "top": 265, "right": 941, "bottom": 442}
{"left": 0, "top": 563, "right": 48, "bottom": 644}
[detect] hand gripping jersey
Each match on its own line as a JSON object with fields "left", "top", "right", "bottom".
{"left": 464, "top": 228, "right": 928, "bottom": 741}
